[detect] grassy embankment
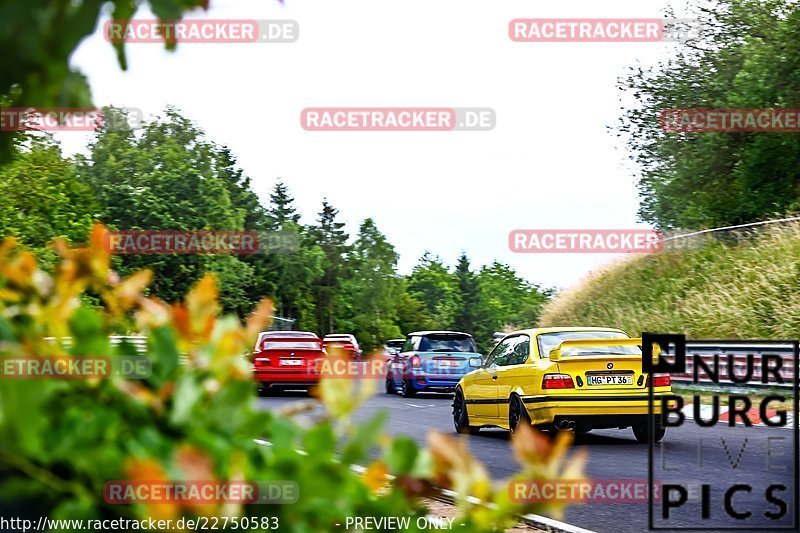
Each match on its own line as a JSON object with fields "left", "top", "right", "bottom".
{"left": 539, "top": 225, "right": 800, "bottom": 405}
{"left": 539, "top": 224, "right": 800, "bottom": 339}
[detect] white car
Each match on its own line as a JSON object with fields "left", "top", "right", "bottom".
{"left": 382, "top": 338, "right": 406, "bottom": 360}
{"left": 323, "top": 333, "right": 362, "bottom": 358}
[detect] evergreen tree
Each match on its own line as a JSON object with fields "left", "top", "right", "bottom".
{"left": 407, "top": 252, "right": 462, "bottom": 328}
{"left": 338, "top": 218, "right": 402, "bottom": 351}
{"left": 453, "top": 252, "right": 478, "bottom": 335}
{"left": 261, "top": 183, "right": 324, "bottom": 330}
{"left": 309, "top": 199, "right": 350, "bottom": 335}
{"left": 267, "top": 180, "right": 301, "bottom": 229}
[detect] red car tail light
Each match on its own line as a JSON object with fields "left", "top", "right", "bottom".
{"left": 410, "top": 355, "right": 421, "bottom": 368}
{"left": 542, "top": 373, "right": 575, "bottom": 389}
{"left": 647, "top": 374, "right": 671, "bottom": 387}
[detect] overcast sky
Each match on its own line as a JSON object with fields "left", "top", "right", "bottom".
{"left": 59, "top": 0, "right": 694, "bottom": 290}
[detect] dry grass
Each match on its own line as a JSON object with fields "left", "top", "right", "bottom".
{"left": 539, "top": 224, "right": 800, "bottom": 339}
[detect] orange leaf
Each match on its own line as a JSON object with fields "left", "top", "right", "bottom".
{"left": 511, "top": 423, "right": 553, "bottom": 467}
{"left": 123, "top": 458, "right": 179, "bottom": 522}
{"left": 364, "top": 460, "right": 389, "bottom": 493}
{"left": 245, "top": 299, "right": 274, "bottom": 339}
{"left": 115, "top": 270, "right": 152, "bottom": 311}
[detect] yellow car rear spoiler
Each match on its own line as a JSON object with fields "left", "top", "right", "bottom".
{"left": 549, "top": 337, "right": 661, "bottom": 363}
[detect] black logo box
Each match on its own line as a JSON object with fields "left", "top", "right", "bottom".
{"left": 643, "top": 333, "right": 799, "bottom": 531}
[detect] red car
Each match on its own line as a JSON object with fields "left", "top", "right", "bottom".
{"left": 252, "top": 331, "right": 325, "bottom": 396}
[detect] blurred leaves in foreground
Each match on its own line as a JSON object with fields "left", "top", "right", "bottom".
{"left": 0, "top": 225, "right": 582, "bottom": 531}
{"left": 0, "top": 0, "right": 214, "bottom": 163}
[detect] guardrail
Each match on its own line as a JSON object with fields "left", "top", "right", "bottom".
{"left": 44, "top": 335, "right": 148, "bottom": 353}
{"left": 661, "top": 215, "right": 800, "bottom": 249}
{"left": 664, "top": 341, "right": 796, "bottom": 389}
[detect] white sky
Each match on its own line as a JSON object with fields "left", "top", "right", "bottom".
{"left": 60, "top": 0, "right": 693, "bottom": 290}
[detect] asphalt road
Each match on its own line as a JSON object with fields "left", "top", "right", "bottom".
{"left": 256, "top": 389, "right": 798, "bottom": 533}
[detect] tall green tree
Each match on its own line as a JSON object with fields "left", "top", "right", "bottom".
{"left": 215, "top": 147, "right": 277, "bottom": 310}
{"left": 0, "top": 135, "right": 96, "bottom": 259}
{"left": 338, "top": 219, "right": 402, "bottom": 352}
{"left": 262, "top": 220, "right": 324, "bottom": 331}
{"left": 267, "top": 180, "right": 301, "bottom": 229}
{"left": 473, "top": 262, "right": 550, "bottom": 352}
{"left": 309, "top": 199, "right": 350, "bottom": 335}
{"left": 406, "top": 252, "right": 462, "bottom": 329}
{"left": 619, "top": 0, "right": 800, "bottom": 230}
{"left": 452, "top": 252, "right": 478, "bottom": 335}
{"left": 260, "top": 182, "right": 324, "bottom": 330}
{"left": 79, "top": 107, "right": 255, "bottom": 314}
{"left": 394, "top": 284, "right": 436, "bottom": 336}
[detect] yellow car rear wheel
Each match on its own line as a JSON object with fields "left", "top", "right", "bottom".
{"left": 509, "top": 395, "right": 531, "bottom": 434}
{"left": 632, "top": 420, "right": 666, "bottom": 443}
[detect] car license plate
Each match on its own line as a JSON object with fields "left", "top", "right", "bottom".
{"left": 439, "top": 360, "right": 457, "bottom": 366}
{"left": 587, "top": 374, "right": 632, "bottom": 386}
{"left": 280, "top": 359, "right": 303, "bottom": 366}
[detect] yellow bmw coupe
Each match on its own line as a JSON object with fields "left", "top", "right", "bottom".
{"left": 452, "top": 327, "right": 673, "bottom": 442}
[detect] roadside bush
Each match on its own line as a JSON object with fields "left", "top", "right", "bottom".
{"left": 0, "top": 225, "right": 583, "bottom": 532}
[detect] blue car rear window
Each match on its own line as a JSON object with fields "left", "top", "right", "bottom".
{"left": 418, "top": 335, "right": 476, "bottom": 353}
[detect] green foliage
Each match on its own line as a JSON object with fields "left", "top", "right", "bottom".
{"left": 265, "top": 221, "right": 325, "bottom": 331}
{"left": 452, "top": 253, "right": 478, "bottom": 335}
{"left": 407, "top": 254, "right": 551, "bottom": 352}
{"left": 267, "top": 180, "right": 301, "bottom": 228}
{"left": 79, "top": 107, "right": 258, "bottom": 314}
{"left": 473, "top": 262, "right": 550, "bottom": 353}
{"left": 0, "top": 108, "right": 548, "bottom": 350}
{"left": 310, "top": 199, "right": 350, "bottom": 335}
{"left": 618, "top": 0, "right": 800, "bottom": 230}
{"left": 0, "top": 136, "right": 96, "bottom": 264}
{"left": 394, "top": 285, "right": 437, "bottom": 335}
{"left": 337, "top": 219, "right": 403, "bottom": 352}
{"left": 0, "top": 0, "right": 211, "bottom": 164}
{"left": 407, "top": 253, "right": 464, "bottom": 328}
{"left": 0, "top": 233, "right": 582, "bottom": 530}
{"left": 539, "top": 225, "right": 800, "bottom": 338}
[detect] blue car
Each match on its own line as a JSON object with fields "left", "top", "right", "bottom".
{"left": 385, "top": 331, "right": 482, "bottom": 397}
